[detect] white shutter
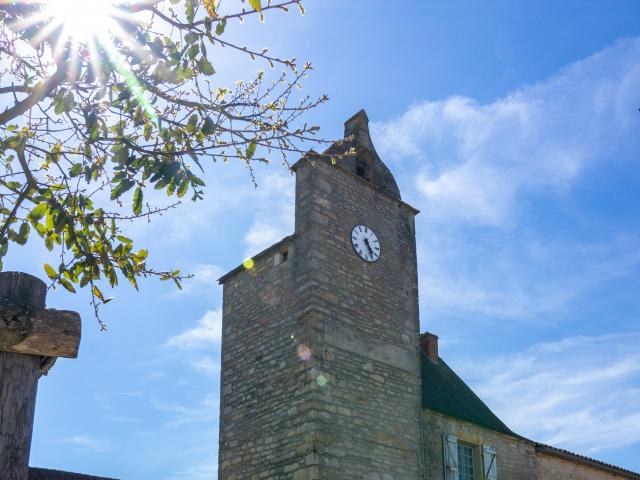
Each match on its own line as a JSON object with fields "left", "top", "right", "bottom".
{"left": 482, "top": 445, "right": 497, "bottom": 480}
{"left": 443, "top": 433, "right": 459, "bottom": 480}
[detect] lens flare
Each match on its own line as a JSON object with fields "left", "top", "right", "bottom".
{"left": 243, "top": 258, "right": 255, "bottom": 270}
{"left": 297, "top": 344, "right": 311, "bottom": 361}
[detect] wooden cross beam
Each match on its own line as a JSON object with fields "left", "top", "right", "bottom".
{"left": 0, "top": 306, "right": 81, "bottom": 358}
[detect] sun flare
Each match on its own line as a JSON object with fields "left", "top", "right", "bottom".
{"left": 42, "top": 0, "right": 120, "bottom": 44}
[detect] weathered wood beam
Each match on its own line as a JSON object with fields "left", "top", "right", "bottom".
{"left": 0, "top": 272, "right": 44, "bottom": 480}
{"left": 0, "top": 307, "right": 81, "bottom": 358}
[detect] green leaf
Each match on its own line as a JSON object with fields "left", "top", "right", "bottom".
{"left": 45, "top": 234, "right": 54, "bottom": 251}
{"left": 5, "top": 135, "right": 22, "bottom": 149}
{"left": 28, "top": 203, "right": 47, "bottom": 222}
{"left": 0, "top": 238, "right": 8, "bottom": 257}
{"left": 196, "top": 57, "right": 215, "bottom": 76}
{"left": 201, "top": 116, "right": 215, "bottom": 136}
{"left": 185, "top": 32, "right": 199, "bottom": 44}
{"left": 92, "top": 284, "right": 105, "bottom": 302}
{"left": 246, "top": 142, "right": 257, "bottom": 160}
{"left": 59, "top": 278, "right": 76, "bottom": 293}
{"left": 191, "top": 175, "right": 206, "bottom": 187}
{"left": 177, "top": 179, "right": 189, "bottom": 198}
{"left": 166, "top": 178, "right": 176, "bottom": 196}
{"left": 69, "top": 163, "right": 83, "bottom": 177}
{"left": 215, "top": 18, "right": 226, "bottom": 35}
{"left": 15, "top": 222, "right": 29, "bottom": 245}
{"left": 54, "top": 96, "right": 65, "bottom": 115}
{"left": 248, "top": 0, "right": 261, "bottom": 11}
{"left": 44, "top": 263, "right": 57, "bottom": 280}
{"left": 188, "top": 43, "right": 200, "bottom": 60}
{"left": 185, "top": 0, "right": 195, "bottom": 23}
{"left": 133, "top": 187, "right": 143, "bottom": 215}
{"left": 111, "top": 178, "right": 135, "bottom": 200}
{"left": 143, "top": 122, "right": 153, "bottom": 141}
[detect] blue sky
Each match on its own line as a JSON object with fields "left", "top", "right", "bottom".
{"left": 3, "top": 1, "right": 640, "bottom": 478}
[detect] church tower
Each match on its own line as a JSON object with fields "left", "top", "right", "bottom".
{"left": 218, "top": 110, "right": 422, "bottom": 479}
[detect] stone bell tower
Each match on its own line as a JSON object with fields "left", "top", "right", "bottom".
{"left": 218, "top": 110, "right": 422, "bottom": 479}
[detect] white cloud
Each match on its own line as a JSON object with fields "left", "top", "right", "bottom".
{"left": 167, "top": 263, "right": 225, "bottom": 298}
{"left": 420, "top": 233, "right": 640, "bottom": 321}
{"left": 166, "top": 309, "right": 222, "bottom": 350}
{"left": 190, "top": 356, "right": 220, "bottom": 375}
{"left": 59, "top": 434, "right": 114, "bottom": 453}
{"left": 243, "top": 172, "right": 295, "bottom": 257}
{"left": 152, "top": 393, "right": 219, "bottom": 429}
{"left": 370, "top": 38, "right": 640, "bottom": 319}
{"left": 373, "top": 37, "right": 640, "bottom": 227}
{"left": 456, "top": 332, "right": 640, "bottom": 454}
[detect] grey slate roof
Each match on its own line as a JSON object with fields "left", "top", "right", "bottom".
{"left": 535, "top": 444, "right": 640, "bottom": 479}
{"left": 420, "top": 351, "right": 516, "bottom": 437}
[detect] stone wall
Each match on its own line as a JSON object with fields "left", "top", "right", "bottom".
{"left": 536, "top": 452, "right": 634, "bottom": 480}
{"left": 219, "top": 147, "right": 423, "bottom": 479}
{"left": 421, "top": 410, "right": 639, "bottom": 480}
{"left": 218, "top": 238, "right": 317, "bottom": 479}
{"left": 290, "top": 155, "right": 422, "bottom": 479}
{"left": 421, "top": 409, "right": 536, "bottom": 480}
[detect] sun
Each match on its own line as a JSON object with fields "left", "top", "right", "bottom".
{"left": 41, "top": 0, "right": 121, "bottom": 45}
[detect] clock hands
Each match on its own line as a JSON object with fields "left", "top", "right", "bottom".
{"left": 352, "top": 225, "right": 380, "bottom": 262}
{"left": 363, "top": 237, "right": 374, "bottom": 257}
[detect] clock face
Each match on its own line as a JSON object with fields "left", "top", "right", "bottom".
{"left": 351, "top": 225, "right": 380, "bottom": 262}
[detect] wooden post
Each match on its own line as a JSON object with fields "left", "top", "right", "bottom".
{"left": 0, "top": 272, "right": 46, "bottom": 480}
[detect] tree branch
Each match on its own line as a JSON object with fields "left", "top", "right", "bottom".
{"left": 0, "top": 69, "right": 64, "bottom": 125}
{"left": 0, "top": 85, "right": 35, "bottom": 95}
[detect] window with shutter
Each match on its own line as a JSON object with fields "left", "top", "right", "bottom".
{"left": 443, "top": 433, "right": 459, "bottom": 480}
{"left": 457, "top": 443, "right": 476, "bottom": 480}
{"left": 482, "top": 445, "right": 497, "bottom": 480}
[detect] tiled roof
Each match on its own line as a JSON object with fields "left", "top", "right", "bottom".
{"left": 420, "top": 351, "right": 516, "bottom": 437}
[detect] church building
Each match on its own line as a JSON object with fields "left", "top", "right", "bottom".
{"left": 216, "top": 110, "right": 640, "bottom": 480}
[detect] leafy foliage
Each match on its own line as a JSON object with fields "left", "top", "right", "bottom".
{"left": 0, "top": 0, "right": 330, "bottom": 327}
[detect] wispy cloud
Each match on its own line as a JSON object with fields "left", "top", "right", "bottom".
{"left": 373, "top": 37, "right": 640, "bottom": 227}
{"left": 371, "top": 37, "right": 640, "bottom": 320}
{"left": 456, "top": 332, "right": 640, "bottom": 455}
{"left": 152, "top": 393, "right": 219, "bottom": 429}
{"left": 243, "top": 173, "right": 295, "bottom": 257}
{"left": 190, "top": 356, "right": 220, "bottom": 375}
{"left": 420, "top": 233, "right": 640, "bottom": 321}
{"left": 168, "top": 263, "right": 225, "bottom": 298}
{"left": 166, "top": 309, "right": 222, "bottom": 350}
{"left": 59, "top": 434, "right": 114, "bottom": 453}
